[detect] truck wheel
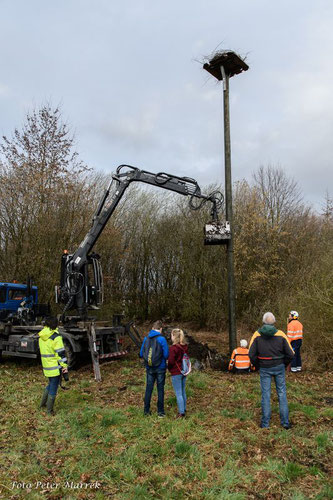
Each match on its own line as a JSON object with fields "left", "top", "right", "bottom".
{"left": 63, "top": 339, "right": 77, "bottom": 370}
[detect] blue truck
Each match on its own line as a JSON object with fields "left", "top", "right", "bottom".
{"left": 0, "top": 281, "right": 38, "bottom": 322}
{"left": 0, "top": 279, "right": 52, "bottom": 362}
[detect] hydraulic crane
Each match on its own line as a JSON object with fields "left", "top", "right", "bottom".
{"left": 57, "top": 165, "right": 230, "bottom": 321}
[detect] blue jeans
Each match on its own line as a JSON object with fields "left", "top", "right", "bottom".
{"left": 144, "top": 368, "right": 166, "bottom": 414}
{"left": 46, "top": 375, "right": 61, "bottom": 396}
{"left": 291, "top": 339, "right": 302, "bottom": 368}
{"left": 171, "top": 374, "right": 187, "bottom": 414}
{"left": 259, "top": 364, "right": 289, "bottom": 427}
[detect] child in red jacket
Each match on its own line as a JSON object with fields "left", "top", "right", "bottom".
{"left": 168, "top": 328, "right": 188, "bottom": 418}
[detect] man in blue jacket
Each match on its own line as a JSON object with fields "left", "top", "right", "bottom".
{"left": 140, "top": 320, "right": 169, "bottom": 417}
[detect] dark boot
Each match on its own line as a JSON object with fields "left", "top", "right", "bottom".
{"left": 40, "top": 389, "right": 49, "bottom": 409}
{"left": 46, "top": 394, "right": 56, "bottom": 415}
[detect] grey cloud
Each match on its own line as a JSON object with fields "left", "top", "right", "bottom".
{"left": 0, "top": 0, "right": 332, "bottom": 211}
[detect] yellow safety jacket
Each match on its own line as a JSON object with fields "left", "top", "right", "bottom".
{"left": 38, "top": 327, "right": 68, "bottom": 377}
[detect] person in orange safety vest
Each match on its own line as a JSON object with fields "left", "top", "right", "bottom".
{"left": 287, "top": 310, "right": 303, "bottom": 373}
{"left": 228, "top": 339, "right": 253, "bottom": 373}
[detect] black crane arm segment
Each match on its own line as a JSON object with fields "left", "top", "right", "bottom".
{"left": 71, "top": 165, "right": 220, "bottom": 271}
{"left": 115, "top": 164, "right": 203, "bottom": 198}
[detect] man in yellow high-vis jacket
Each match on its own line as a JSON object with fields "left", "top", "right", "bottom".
{"left": 39, "top": 317, "right": 68, "bottom": 414}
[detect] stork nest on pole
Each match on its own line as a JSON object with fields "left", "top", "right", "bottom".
{"left": 203, "top": 50, "right": 249, "bottom": 80}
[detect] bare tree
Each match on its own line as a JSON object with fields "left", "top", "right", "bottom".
{"left": 253, "top": 165, "right": 303, "bottom": 227}
{"left": 0, "top": 104, "right": 92, "bottom": 300}
{"left": 321, "top": 191, "right": 333, "bottom": 223}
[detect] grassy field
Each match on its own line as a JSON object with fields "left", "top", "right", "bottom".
{"left": 0, "top": 354, "right": 332, "bottom": 500}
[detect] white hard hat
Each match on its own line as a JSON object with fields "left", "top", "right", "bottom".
{"left": 290, "top": 310, "right": 299, "bottom": 319}
{"left": 240, "top": 339, "right": 248, "bottom": 348}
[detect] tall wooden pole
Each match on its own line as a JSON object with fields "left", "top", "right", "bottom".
{"left": 221, "top": 66, "right": 237, "bottom": 354}
{"left": 203, "top": 51, "right": 248, "bottom": 356}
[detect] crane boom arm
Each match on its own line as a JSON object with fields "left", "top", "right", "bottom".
{"left": 58, "top": 165, "right": 227, "bottom": 319}
{"left": 72, "top": 165, "right": 214, "bottom": 271}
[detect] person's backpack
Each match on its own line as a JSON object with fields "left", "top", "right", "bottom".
{"left": 176, "top": 348, "right": 192, "bottom": 376}
{"left": 142, "top": 335, "right": 163, "bottom": 367}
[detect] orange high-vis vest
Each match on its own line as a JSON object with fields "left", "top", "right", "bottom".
{"left": 287, "top": 319, "right": 303, "bottom": 341}
{"left": 228, "top": 347, "right": 251, "bottom": 370}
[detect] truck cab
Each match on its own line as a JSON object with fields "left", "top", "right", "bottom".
{"left": 0, "top": 282, "right": 38, "bottom": 321}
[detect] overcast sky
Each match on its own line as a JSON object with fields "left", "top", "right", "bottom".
{"left": 1, "top": 0, "right": 332, "bottom": 211}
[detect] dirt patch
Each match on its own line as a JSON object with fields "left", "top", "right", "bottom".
{"left": 125, "top": 322, "right": 235, "bottom": 370}
{"left": 185, "top": 329, "right": 229, "bottom": 351}
{"left": 163, "top": 326, "right": 230, "bottom": 370}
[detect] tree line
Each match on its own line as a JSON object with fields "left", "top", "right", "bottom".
{"left": 0, "top": 106, "right": 331, "bottom": 367}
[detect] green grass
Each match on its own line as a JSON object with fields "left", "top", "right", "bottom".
{"left": 282, "top": 462, "right": 306, "bottom": 482}
{"left": 0, "top": 360, "right": 332, "bottom": 499}
{"left": 316, "top": 432, "right": 328, "bottom": 448}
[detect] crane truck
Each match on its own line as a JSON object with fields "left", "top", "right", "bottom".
{"left": 0, "top": 165, "right": 229, "bottom": 376}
